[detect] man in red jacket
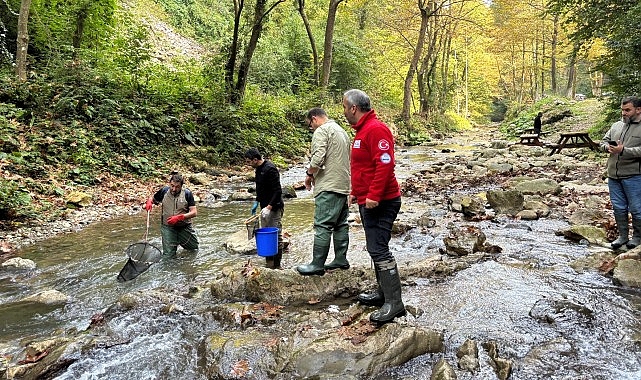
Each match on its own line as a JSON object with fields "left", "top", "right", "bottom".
{"left": 343, "top": 89, "right": 405, "bottom": 325}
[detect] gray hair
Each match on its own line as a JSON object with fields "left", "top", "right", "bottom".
{"left": 621, "top": 96, "right": 641, "bottom": 108}
{"left": 343, "top": 89, "right": 372, "bottom": 112}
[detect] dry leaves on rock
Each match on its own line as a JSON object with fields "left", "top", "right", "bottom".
{"left": 18, "top": 350, "right": 49, "bottom": 365}
{"left": 230, "top": 359, "right": 251, "bottom": 378}
{"left": 337, "top": 319, "right": 377, "bottom": 345}
{"left": 241, "top": 259, "right": 260, "bottom": 279}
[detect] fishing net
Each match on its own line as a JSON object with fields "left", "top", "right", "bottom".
{"left": 245, "top": 214, "right": 259, "bottom": 240}
{"left": 116, "top": 241, "right": 161, "bottom": 282}
{"left": 116, "top": 210, "right": 161, "bottom": 282}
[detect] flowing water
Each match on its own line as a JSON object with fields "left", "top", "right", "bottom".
{"left": 2, "top": 139, "right": 641, "bottom": 379}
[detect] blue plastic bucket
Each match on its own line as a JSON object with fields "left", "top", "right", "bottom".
{"left": 255, "top": 227, "right": 279, "bottom": 257}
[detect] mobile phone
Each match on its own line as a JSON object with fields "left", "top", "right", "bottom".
{"left": 608, "top": 140, "right": 618, "bottom": 146}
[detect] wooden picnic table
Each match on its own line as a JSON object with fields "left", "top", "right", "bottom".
{"left": 519, "top": 134, "right": 544, "bottom": 146}
{"left": 548, "top": 132, "right": 599, "bottom": 155}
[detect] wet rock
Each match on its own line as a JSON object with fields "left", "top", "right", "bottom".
{"left": 456, "top": 339, "right": 479, "bottom": 372}
{"left": 511, "top": 178, "right": 562, "bottom": 195}
{"left": 568, "top": 208, "right": 604, "bottom": 226}
{"left": 65, "top": 191, "right": 92, "bottom": 207}
{"left": 1, "top": 257, "right": 37, "bottom": 270}
{"left": 442, "top": 225, "right": 486, "bottom": 256}
{"left": 224, "top": 230, "right": 257, "bottom": 255}
{"left": 417, "top": 212, "right": 437, "bottom": 228}
{"left": 487, "top": 162, "right": 513, "bottom": 174}
{"left": 202, "top": 319, "right": 443, "bottom": 379}
{"left": 431, "top": 358, "right": 457, "bottom": 380}
{"left": 7, "top": 336, "right": 77, "bottom": 380}
{"left": 486, "top": 189, "right": 523, "bottom": 215}
{"left": 21, "top": 289, "right": 69, "bottom": 305}
{"left": 482, "top": 341, "right": 512, "bottom": 380}
{"left": 282, "top": 185, "right": 297, "bottom": 199}
{"left": 529, "top": 297, "right": 594, "bottom": 326}
{"left": 516, "top": 209, "right": 538, "bottom": 220}
{"left": 523, "top": 200, "right": 551, "bottom": 218}
{"left": 189, "top": 172, "right": 211, "bottom": 186}
{"left": 229, "top": 191, "right": 255, "bottom": 201}
{"left": 556, "top": 224, "right": 606, "bottom": 245}
{"left": 490, "top": 140, "right": 510, "bottom": 149}
{"left": 211, "top": 263, "right": 368, "bottom": 305}
{"left": 613, "top": 258, "right": 641, "bottom": 288}
{"left": 449, "top": 195, "right": 485, "bottom": 218}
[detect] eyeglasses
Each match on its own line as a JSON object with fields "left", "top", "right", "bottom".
{"left": 307, "top": 117, "right": 314, "bottom": 128}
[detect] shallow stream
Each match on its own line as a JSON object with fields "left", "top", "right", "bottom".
{"left": 2, "top": 137, "right": 641, "bottom": 379}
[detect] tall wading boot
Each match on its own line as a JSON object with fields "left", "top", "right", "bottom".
{"left": 370, "top": 259, "right": 406, "bottom": 325}
{"left": 324, "top": 232, "right": 350, "bottom": 270}
{"left": 357, "top": 268, "right": 384, "bottom": 307}
{"left": 296, "top": 244, "right": 329, "bottom": 276}
{"left": 611, "top": 214, "right": 629, "bottom": 250}
{"left": 626, "top": 218, "right": 641, "bottom": 249}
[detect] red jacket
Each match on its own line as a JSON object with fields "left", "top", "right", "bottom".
{"left": 350, "top": 110, "right": 401, "bottom": 205}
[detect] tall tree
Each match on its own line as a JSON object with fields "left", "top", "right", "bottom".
{"left": 296, "top": 0, "right": 319, "bottom": 85}
{"left": 320, "top": 0, "right": 345, "bottom": 88}
{"left": 226, "top": 0, "right": 285, "bottom": 105}
{"left": 15, "top": 0, "right": 31, "bottom": 81}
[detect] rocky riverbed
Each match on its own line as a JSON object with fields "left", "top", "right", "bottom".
{"left": 4, "top": 110, "right": 641, "bottom": 379}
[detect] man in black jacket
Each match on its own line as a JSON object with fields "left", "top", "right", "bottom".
{"left": 245, "top": 148, "right": 285, "bottom": 269}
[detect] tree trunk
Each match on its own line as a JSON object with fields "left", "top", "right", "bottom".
{"left": 565, "top": 49, "right": 577, "bottom": 98}
{"left": 401, "top": 0, "right": 431, "bottom": 123}
{"left": 232, "top": 0, "right": 285, "bottom": 105}
{"left": 296, "top": 0, "right": 319, "bottom": 85}
{"left": 550, "top": 14, "right": 558, "bottom": 94}
{"left": 320, "top": 0, "right": 344, "bottom": 89}
{"left": 72, "top": 1, "right": 91, "bottom": 58}
{"left": 225, "top": 0, "right": 244, "bottom": 101}
{"left": 15, "top": 0, "right": 32, "bottom": 81}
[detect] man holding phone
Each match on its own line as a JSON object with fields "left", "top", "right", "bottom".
{"left": 601, "top": 96, "right": 641, "bottom": 250}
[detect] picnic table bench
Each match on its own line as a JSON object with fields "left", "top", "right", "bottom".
{"left": 548, "top": 132, "right": 599, "bottom": 155}
{"left": 523, "top": 128, "right": 550, "bottom": 136}
{"left": 519, "top": 134, "right": 544, "bottom": 146}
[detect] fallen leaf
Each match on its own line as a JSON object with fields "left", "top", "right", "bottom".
{"left": 18, "top": 350, "right": 49, "bottom": 364}
{"left": 307, "top": 297, "right": 321, "bottom": 304}
{"left": 230, "top": 359, "right": 251, "bottom": 377}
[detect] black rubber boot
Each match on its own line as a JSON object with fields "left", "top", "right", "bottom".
{"left": 626, "top": 218, "right": 641, "bottom": 249}
{"left": 370, "top": 259, "right": 406, "bottom": 325}
{"left": 611, "top": 214, "right": 629, "bottom": 250}
{"left": 358, "top": 268, "right": 384, "bottom": 306}
{"left": 296, "top": 244, "right": 328, "bottom": 276}
{"left": 324, "top": 236, "right": 350, "bottom": 270}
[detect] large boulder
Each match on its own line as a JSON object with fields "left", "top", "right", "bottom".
{"left": 202, "top": 309, "right": 444, "bottom": 379}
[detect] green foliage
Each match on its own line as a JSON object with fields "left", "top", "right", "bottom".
{"left": 0, "top": 178, "right": 33, "bottom": 221}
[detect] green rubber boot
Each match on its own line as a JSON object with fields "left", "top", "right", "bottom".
{"left": 370, "top": 259, "right": 406, "bottom": 325}
{"left": 611, "top": 214, "right": 629, "bottom": 250}
{"left": 626, "top": 218, "right": 641, "bottom": 249}
{"left": 296, "top": 244, "right": 328, "bottom": 276}
{"left": 324, "top": 232, "right": 350, "bottom": 270}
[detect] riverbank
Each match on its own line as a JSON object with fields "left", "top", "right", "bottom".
{"left": 0, "top": 166, "right": 252, "bottom": 253}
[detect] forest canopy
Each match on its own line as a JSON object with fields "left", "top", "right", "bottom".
{"left": 0, "top": 0, "right": 639, "bottom": 223}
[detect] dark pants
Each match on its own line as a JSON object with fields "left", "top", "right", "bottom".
{"left": 359, "top": 197, "right": 401, "bottom": 262}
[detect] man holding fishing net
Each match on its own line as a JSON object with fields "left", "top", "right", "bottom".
{"left": 144, "top": 171, "right": 199, "bottom": 256}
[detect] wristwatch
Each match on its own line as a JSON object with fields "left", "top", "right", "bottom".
{"left": 306, "top": 171, "right": 314, "bottom": 177}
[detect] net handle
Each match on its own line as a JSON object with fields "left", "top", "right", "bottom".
{"left": 143, "top": 210, "right": 150, "bottom": 241}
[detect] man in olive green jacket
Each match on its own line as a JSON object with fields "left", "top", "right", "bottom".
{"left": 297, "top": 108, "right": 351, "bottom": 276}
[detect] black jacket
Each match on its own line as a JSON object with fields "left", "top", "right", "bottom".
{"left": 255, "top": 160, "right": 284, "bottom": 210}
